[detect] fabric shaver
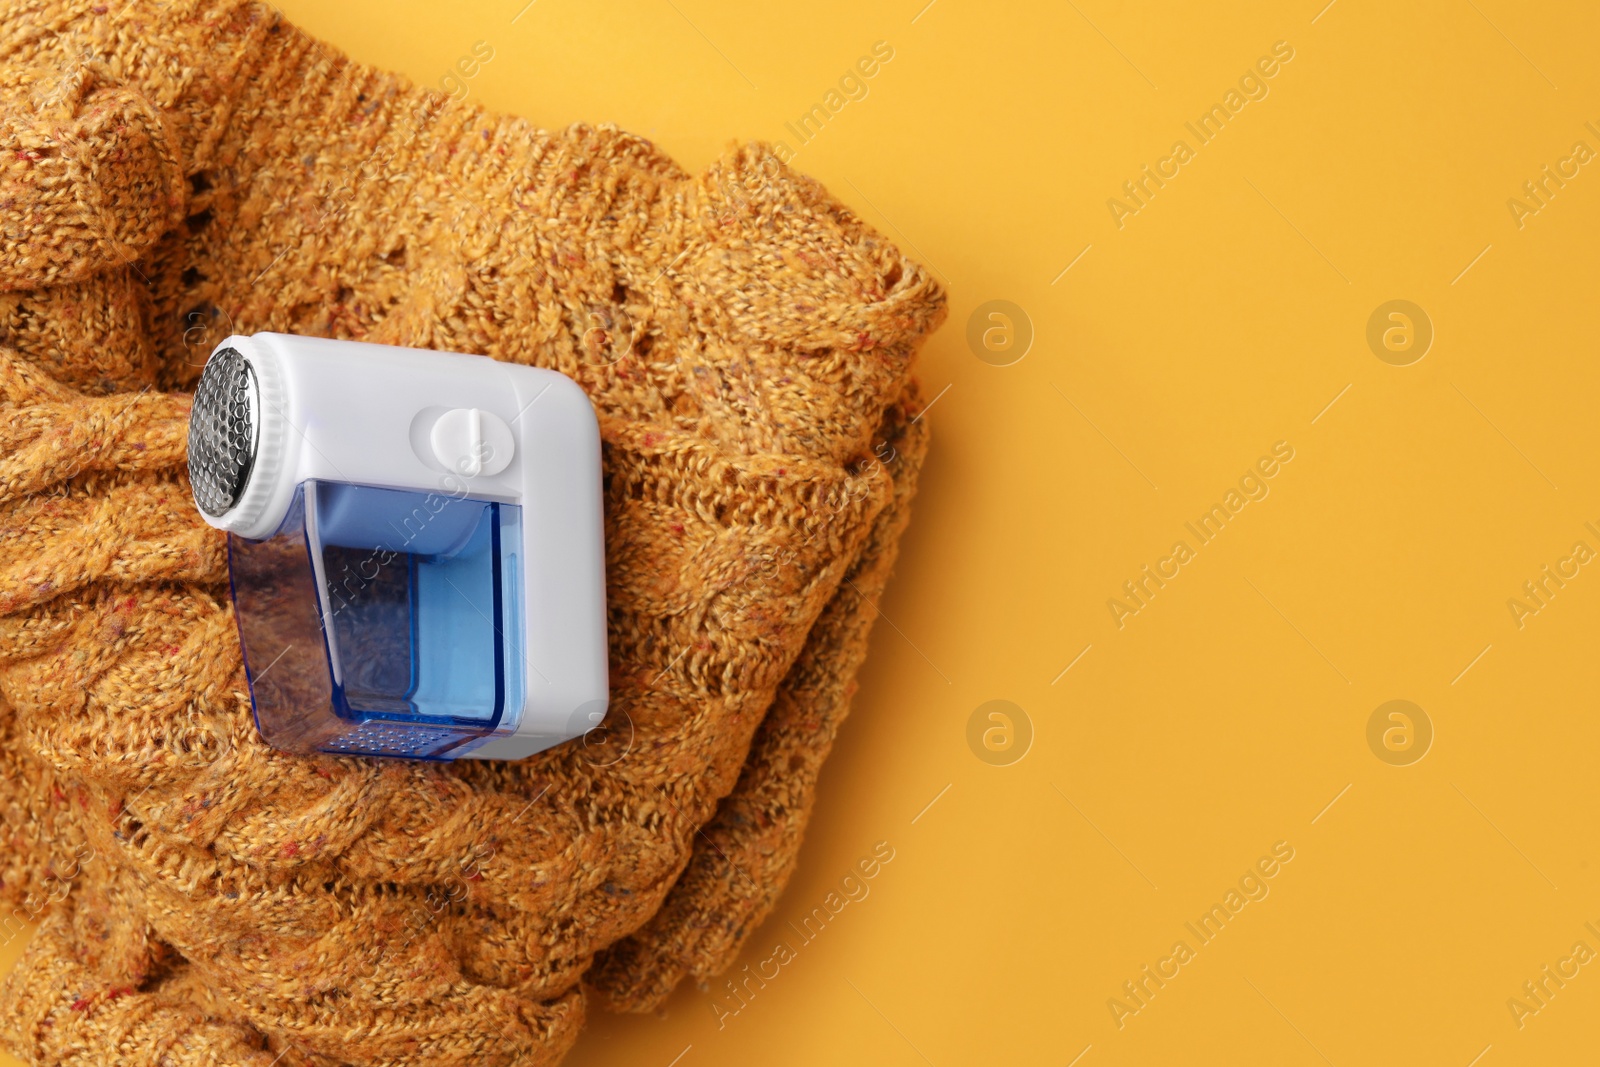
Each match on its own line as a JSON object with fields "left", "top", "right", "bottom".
{"left": 187, "top": 333, "right": 609, "bottom": 761}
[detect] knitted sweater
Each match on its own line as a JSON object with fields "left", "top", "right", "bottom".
{"left": 0, "top": 2, "right": 944, "bottom": 1065}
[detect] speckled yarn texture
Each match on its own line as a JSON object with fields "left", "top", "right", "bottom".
{"left": 0, "top": 2, "right": 945, "bottom": 1064}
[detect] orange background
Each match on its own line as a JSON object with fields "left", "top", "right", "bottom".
{"left": 8, "top": 1, "right": 1600, "bottom": 1063}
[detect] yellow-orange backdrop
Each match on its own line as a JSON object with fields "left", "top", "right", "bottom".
{"left": 7, "top": 1, "right": 1600, "bottom": 1063}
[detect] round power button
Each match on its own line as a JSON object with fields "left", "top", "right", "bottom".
{"left": 430, "top": 407, "right": 515, "bottom": 477}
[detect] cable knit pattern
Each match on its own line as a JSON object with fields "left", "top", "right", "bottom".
{"left": 0, "top": 2, "right": 943, "bottom": 1064}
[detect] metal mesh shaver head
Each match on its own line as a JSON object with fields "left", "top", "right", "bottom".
{"left": 188, "top": 347, "right": 259, "bottom": 517}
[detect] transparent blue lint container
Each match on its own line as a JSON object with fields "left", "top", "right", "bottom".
{"left": 229, "top": 480, "right": 526, "bottom": 760}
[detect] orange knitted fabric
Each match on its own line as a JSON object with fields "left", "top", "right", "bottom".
{"left": 0, "top": 2, "right": 944, "bottom": 1064}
